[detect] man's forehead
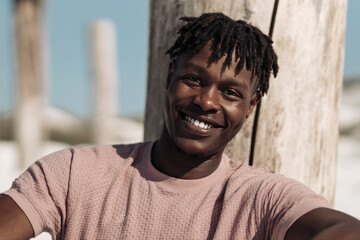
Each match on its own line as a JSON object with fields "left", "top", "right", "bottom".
{"left": 175, "top": 49, "right": 255, "bottom": 79}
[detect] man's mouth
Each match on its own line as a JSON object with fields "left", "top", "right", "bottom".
{"left": 185, "top": 115, "right": 213, "bottom": 129}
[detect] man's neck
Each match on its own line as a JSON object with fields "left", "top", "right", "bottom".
{"left": 151, "top": 127, "right": 223, "bottom": 179}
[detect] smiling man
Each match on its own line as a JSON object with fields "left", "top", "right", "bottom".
{"left": 153, "top": 41, "right": 263, "bottom": 179}
{"left": 1, "top": 12, "right": 360, "bottom": 240}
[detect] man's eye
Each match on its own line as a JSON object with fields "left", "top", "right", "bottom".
{"left": 183, "top": 76, "right": 201, "bottom": 85}
{"left": 223, "top": 89, "right": 242, "bottom": 99}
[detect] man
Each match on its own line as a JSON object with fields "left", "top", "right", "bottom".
{"left": 1, "top": 13, "right": 359, "bottom": 240}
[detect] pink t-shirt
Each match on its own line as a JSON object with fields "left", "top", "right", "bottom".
{"left": 3, "top": 142, "right": 329, "bottom": 239}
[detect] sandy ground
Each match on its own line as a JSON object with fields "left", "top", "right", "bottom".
{"left": 1, "top": 135, "right": 359, "bottom": 239}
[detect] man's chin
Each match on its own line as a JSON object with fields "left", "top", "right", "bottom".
{"left": 174, "top": 139, "right": 220, "bottom": 160}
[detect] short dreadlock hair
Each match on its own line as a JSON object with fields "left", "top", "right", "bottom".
{"left": 166, "top": 12, "right": 278, "bottom": 95}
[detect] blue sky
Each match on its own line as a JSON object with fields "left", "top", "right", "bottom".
{"left": 0, "top": 1, "right": 359, "bottom": 117}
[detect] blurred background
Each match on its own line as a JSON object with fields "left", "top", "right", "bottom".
{"left": 0, "top": 1, "right": 359, "bottom": 239}
{"left": 0, "top": 0, "right": 149, "bottom": 118}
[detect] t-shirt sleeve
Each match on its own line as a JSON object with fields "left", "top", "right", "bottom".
{"left": 2, "top": 148, "right": 74, "bottom": 239}
{"left": 263, "top": 175, "right": 330, "bottom": 240}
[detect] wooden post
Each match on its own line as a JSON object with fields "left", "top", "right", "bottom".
{"left": 14, "top": 0, "right": 45, "bottom": 168}
{"left": 145, "top": 0, "right": 347, "bottom": 204}
{"left": 90, "top": 20, "right": 118, "bottom": 144}
{"left": 253, "top": 0, "right": 347, "bottom": 205}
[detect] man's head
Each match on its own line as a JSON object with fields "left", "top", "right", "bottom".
{"left": 161, "top": 13, "right": 278, "bottom": 159}
{"left": 166, "top": 12, "right": 278, "bottom": 95}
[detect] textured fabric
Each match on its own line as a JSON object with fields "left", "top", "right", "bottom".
{"left": 3, "top": 142, "right": 329, "bottom": 240}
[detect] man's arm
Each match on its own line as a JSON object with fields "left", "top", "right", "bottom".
{"left": 285, "top": 207, "right": 360, "bottom": 240}
{"left": 0, "top": 194, "right": 34, "bottom": 240}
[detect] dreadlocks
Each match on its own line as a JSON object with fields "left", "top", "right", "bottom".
{"left": 165, "top": 13, "right": 278, "bottom": 95}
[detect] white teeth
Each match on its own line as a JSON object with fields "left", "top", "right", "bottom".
{"left": 184, "top": 115, "right": 213, "bottom": 129}
{"left": 194, "top": 120, "right": 200, "bottom": 127}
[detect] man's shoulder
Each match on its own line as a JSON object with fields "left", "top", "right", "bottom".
{"left": 35, "top": 141, "right": 153, "bottom": 173}
{"left": 224, "top": 155, "right": 270, "bottom": 181}
{"left": 225, "top": 156, "right": 304, "bottom": 194}
{"left": 69, "top": 141, "right": 153, "bottom": 166}
{"left": 225, "top": 156, "right": 326, "bottom": 205}
{"left": 52, "top": 141, "right": 150, "bottom": 158}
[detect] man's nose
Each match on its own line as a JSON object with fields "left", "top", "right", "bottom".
{"left": 192, "top": 86, "right": 221, "bottom": 112}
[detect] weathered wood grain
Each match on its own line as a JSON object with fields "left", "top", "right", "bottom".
{"left": 253, "top": 0, "right": 347, "bottom": 204}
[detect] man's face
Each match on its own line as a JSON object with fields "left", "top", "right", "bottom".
{"left": 164, "top": 42, "right": 261, "bottom": 158}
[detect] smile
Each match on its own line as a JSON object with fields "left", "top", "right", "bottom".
{"left": 185, "top": 115, "right": 213, "bottom": 129}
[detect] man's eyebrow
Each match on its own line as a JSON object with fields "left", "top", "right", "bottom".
{"left": 179, "top": 62, "right": 208, "bottom": 74}
{"left": 179, "top": 62, "right": 249, "bottom": 90}
{"left": 224, "top": 78, "right": 249, "bottom": 90}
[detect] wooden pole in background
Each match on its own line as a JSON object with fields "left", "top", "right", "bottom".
{"left": 253, "top": 0, "right": 347, "bottom": 205}
{"left": 14, "top": 0, "right": 45, "bottom": 168}
{"left": 144, "top": 0, "right": 347, "bottom": 204}
{"left": 90, "top": 20, "right": 118, "bottom": 144}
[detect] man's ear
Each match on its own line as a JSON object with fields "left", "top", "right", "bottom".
{"left": 246, "top": 91, "right": 262, "bottom": 118}
{"left": 166, "top": 60, "right": 175, "bottom": 89}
